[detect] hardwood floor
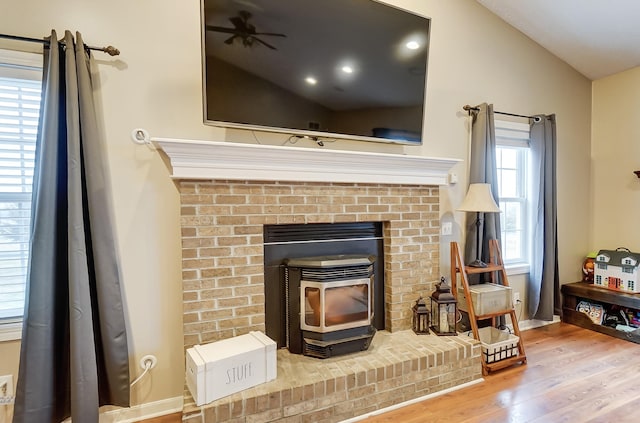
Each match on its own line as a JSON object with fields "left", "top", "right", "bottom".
{"left": 364, "top": 322, "right": 640, "bottom": 423}
{"left": 140, "top": 323, "right": 640, "bottom": 423}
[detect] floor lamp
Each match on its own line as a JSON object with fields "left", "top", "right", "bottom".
{"left": 458, "top": 183, "right": 500, "bottom": 268}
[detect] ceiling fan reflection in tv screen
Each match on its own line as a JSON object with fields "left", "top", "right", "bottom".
{"left": 201, "top": 0, "right": 431, "bottom": 145}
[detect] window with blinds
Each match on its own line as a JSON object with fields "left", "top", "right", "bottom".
{"left": 495, "top": 120, "right": 531, "bottom": 267}
{"left": 0, "top": 49, "right": 42, "bottom": 324}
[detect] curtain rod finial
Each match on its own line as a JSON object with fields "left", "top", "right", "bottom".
{"left": 462, "top": 104, "right": 479, "bottom": 114}
{"left": 102, "top": 46, "right": 120, "bottom": 56}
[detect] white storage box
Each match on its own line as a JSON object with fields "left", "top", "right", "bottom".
{"left": 186, "top": 331, "right": 277, "bottom": 406}
{"left": 473, "top": 326, "right": 519, "bottom": 363}
{"left": 457, "top": 283, "right": 513, "bottom": 315}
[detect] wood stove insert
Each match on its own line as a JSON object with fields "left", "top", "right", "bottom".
{"left": 285, "top": 255, "right": 376, "bottom": 358}
{"left": 263, "top": 222, "right": 384, "bottom": 357}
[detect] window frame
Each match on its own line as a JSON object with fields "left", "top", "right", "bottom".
{"left": 0, "top": 47, "right": 42, "bottom": 341}
{"left": 495, "top": 120, "right": 531, "bottom": 275}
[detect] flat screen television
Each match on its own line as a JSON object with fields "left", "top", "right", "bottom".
{"left": 201, "top": 0, "right": 431, "bottom": 145}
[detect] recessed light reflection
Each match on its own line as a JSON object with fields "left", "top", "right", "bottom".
{"left": 341, "top": 66, "right": 354, "bottom": 74}
{"left": 397, "top": 32, "right": 427, "bottom": 60}
{"left": 406, "top": 41, "right": 420, "bottom": 50}
{"left": 305, "top": 76, "right": 317, "bottom": 85}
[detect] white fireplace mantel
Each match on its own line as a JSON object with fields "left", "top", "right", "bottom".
{"left": 152, "top": 138, "right": 460, "bottom": 186}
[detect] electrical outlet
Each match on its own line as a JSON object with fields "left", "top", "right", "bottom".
{"left": 513, "top": 292, "right": 520, "bottom": 303}
{"left": 0, "top": 375, "right": 13, "bottom": 398}
{"left": 441, "top": 222, "right": 452, "bottom": 236}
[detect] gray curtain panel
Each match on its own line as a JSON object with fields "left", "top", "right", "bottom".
{"left": 464, "top": 103, "right": 501, "bottom": 277}
{"left": 13, "top": 30, "right": 130, "bottom": 423}
{"left": 528, "top": 114, "right": 559, "bottom": 320}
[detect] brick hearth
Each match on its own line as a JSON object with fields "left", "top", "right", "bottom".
{"left": 182, "top": 331, "right": 480, "bottom": 422}
{"left": 177, "top": 179, "right": 482, "bottom": 422}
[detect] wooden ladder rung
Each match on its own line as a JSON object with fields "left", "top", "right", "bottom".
{"left": 451, "top": 240, "right": 527, "bottom": 375}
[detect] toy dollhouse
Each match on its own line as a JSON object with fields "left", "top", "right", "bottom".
{"left": 594, "top": 249, "right": 640, "bottom": 293}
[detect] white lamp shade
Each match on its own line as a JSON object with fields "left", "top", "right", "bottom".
{"left": 457, "top": 183, "right": 500, "bottom": 213}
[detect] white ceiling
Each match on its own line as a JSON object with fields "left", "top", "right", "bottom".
{"left": 477, "top": 0, "right": 640, "bottom": 80}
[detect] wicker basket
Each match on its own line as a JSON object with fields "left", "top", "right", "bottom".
{"left": 474, "top": 327, "right": 519, "bottom": 363}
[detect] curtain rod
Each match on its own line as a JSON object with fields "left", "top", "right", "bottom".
{"left": 463, "top": 104, "right": 541, "bottom": 122}
{"left": 0, "top": 33, "right": 120, "bottom": 56}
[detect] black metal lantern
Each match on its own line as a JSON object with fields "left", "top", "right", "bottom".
{"left": 430, "top": 277, "right": 458, "bottom": 336}
{"left": 412, "top": 296, "right": 430, "bottom": 335}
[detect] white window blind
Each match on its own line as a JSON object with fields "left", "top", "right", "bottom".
{"left": 495, "top": 120, "right": 530, "bottom": 266}
{"left": 0, "top": 50, "right": 42, "bottom": 323}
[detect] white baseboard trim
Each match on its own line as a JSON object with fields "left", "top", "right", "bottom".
{"left": 339, "top": 378, "right": 485, "bottom": 423}
{"left": 100, "top": 396, "right": 183, "bottom": 423}
{"left": 516, "top": 315, "right": 561, "bottom": 332}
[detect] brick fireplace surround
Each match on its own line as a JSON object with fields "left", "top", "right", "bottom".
{"left": 153, "top": 139, "right": 481, "bottom": 422}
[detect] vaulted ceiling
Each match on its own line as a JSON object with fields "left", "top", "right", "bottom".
{"left": 477, "top": 0, "right": 640, "bottom": 80}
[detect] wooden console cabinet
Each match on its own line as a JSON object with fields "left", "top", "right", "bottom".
{"left": 561, "top": 281, "right": 640, "bottom": 343}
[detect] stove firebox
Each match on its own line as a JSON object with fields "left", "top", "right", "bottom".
{"left": 285, "top": 256, "right": 376, "bottom": 358}
{"left": 263, "top": 222, "right": 384, "bottom": 358}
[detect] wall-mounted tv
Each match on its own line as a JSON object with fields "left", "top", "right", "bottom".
{"left": 201, "top": 0, "right": 431, "bottom": 145}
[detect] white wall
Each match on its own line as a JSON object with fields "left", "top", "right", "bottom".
{"left": 592, "top": 67, "right": 640, "bottom": 252}
{"left": 0, "top": 0, "right": 591, "bottom": 412}
{"left": 403, "top": 1, "right": 591, "bottom": 308}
